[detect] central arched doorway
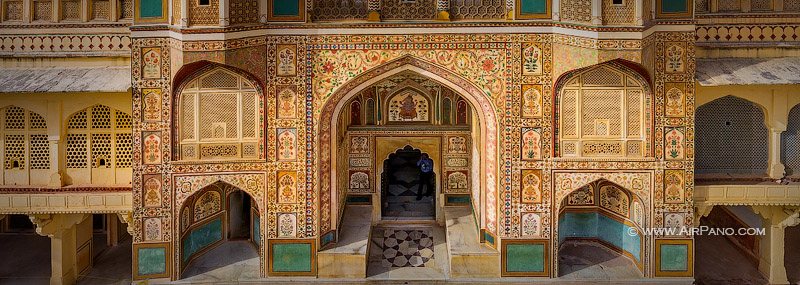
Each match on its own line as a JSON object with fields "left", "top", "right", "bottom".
{"left": 317, "top": 56, "right": 501, "bottom": 249}
{"left": 557, "top": 179, "right": 644, "bottom": 279}
{"left": 320, "top": 66, "right": 485, "bottom": 278}
{"left": 381, "top": 145, "right": 435, "bottom": 219}
{"left": 178, "top": 181, "right": 262, "bottom": 280}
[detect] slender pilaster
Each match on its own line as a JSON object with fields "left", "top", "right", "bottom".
{"left": 435, "top": 0, "right": 450, "bottom": 21}
{"left": 552, "top": 0, "right": 560, "bottom": 20}
{"left": 219, "top": 0, "right": 229, "bottom": 26}
{"left": 591, "top": 0, "right": 602, "bottom": 25}
{"left": 751, "top": 206, "right": 800, "bottom": 284}
{"left": 634, "top": 0, "right": 643, "bottom": 25}
{"left": 258, "top": 0, "right": 267, "bottom": 22}
{"left": 767, "top": 128, "right": 785, "bottom": 179}
{"left": 47, "top": 101, "right": 63, "bottom": 187}
{"left": 367, "top": 0, "right": 380, "bottom": 21}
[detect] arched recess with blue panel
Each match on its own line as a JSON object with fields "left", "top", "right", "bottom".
{"left": 557, "top": 179, "right": 646, "bottom": 277}
{"left": 178, "top": 181, "right": 262, "bottom": 279}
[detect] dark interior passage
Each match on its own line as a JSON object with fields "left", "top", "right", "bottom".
{"left": 381, "top": 146, "right": 435, "bottom": 219}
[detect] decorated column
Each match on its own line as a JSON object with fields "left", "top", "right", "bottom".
{"left": 752, "top": 206, "right": 800, "bottom": 284}
{"left": 30, "top": 214, "right": 91, "bottom": 285}
{"left": 591, "top": 0, "right": 602, "bottom": 25}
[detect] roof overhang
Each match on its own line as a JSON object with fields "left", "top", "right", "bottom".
{"left": 696, "top": 57, "right": 800, "bottom": 86}
{"left": 0, "top": 67, "right": 131, "bottom": 93}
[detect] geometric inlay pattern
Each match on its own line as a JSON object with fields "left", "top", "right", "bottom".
{"left": 379, "top": 229, "right": 434, "bottom": 268}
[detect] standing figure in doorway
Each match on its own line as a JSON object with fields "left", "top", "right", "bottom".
{"left": 416, "top": 154, "right": 434, "bottom": 200}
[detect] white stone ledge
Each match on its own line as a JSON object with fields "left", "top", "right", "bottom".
{"left": 694, "top": 184, "right": 800, "bottom": 206}
{"left": 0, "top": 192, "right": 133, "bottom": 214}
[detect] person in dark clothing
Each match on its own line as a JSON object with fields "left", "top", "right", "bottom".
{"left": 416, "top": 154, "right": 434, "bottom": 200}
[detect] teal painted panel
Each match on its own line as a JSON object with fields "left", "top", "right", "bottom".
{"left": 272, "top": 0, "right": 299, "bottom": 16}
{"left": 272, "top": 243, "right": 312, "bottom": 272}
{"left": 139, "top": 0, "right": 163, "bottom": 18}
{"left": 660, "top": 244, "right": 688, "bottom": 271}
{"left": 558, "top": 212, "right": 598, "bottom": 243}
{"left": 253, "top": 216, "right": 261, "bottom": 246}
{"left": 506, "top": 244, "right": 545, "bottom": 272}
{"left": 484, "top": 231, "right": 495, "bottom": 245}
{"left": 182, "top": 218, "right": 223, "bottom": 262}
{"left": 346, "top": 195, "right": 371, "bottom": 204}
{"left": 661, "top": 0, "right": 687, "bottom": 13}
{"left": 598, "top": 214, "right": 641, "bottom": 261}
{"left": 446, "top": 195, "right": 471, "bottom": 205}
{"left": 137, "top": 247, "right": 166, "bottom": 276}
{"left": 558, "top": 212, "right": 641, "bottom": 261}
{"left": 520, "top": 0, "right": 547, "bottom": 14}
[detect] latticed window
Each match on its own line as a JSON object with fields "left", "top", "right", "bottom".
{"left": 61, "top": 0, "right": 82, "bottom": 20}
{"left": 311, "top": 0, "right": 367, "bottom": 21}
{"left": 0, "top": 106, "right": 50, "bottom": 170}
{"left": 450, "top": 0, "right": 505, "bottom": 20}
{"left": 2, "top": 0, "right": 24, "bottom": 21}
{"left": 718, "top": 0, "right": 741, "bottom": 12}
{"left": 92, "top": 0, "right": 110, "bottom": 20}
{"left": 558, "top": 65, "right": 648, "bottom": 158}
{"left": 65, "top": 105, "right": 133, "bottom": 169}
{"left": 178, "top": 68, "right": 261, "bottom": 160}
{"left": 696, "top": 96, "right": 768, "bottom": 175}
{"left": 33, "top": 0, "right": 53, "bottom": 21}
{"left": 120, "top": 0, "right": 133, "bottom": 18}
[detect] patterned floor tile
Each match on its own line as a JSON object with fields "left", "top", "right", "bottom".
{"left": 379, "top": 229, "right": 434, "bottom": 268}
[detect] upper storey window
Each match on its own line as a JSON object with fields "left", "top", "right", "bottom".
{"left": 178, "top": 68, "right": 262, "bottom": 161}
{"left": 558, "top": 65, "right": 649, "bottom": 158}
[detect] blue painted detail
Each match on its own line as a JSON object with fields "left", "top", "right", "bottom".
{"left": 446, "top": 195, "right": 471, "bottom": 205}
{"left": 182, "top": 218, "right": 223, "bottom": 262}
{"left": 484, "top": 231, "right": 495, "bottom": 245}
{"left": 321, "top": 231, "right": 336, "bottom": 246}
{"left": 559, "top": 211, "right": 641, "bottom": 261}
{"left": 253, "top": 215, "right": 261, "bottom": 246}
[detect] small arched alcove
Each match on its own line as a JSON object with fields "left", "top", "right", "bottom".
{"left": 557, "top": 179, "right": 645, "bottom": 279}
{"left": 178, "top": 181, "right": 262, "bottom": 280}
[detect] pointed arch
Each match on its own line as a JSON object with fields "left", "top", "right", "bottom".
{"left": 172, "top": 63, "right": 265, "bottom": 161}
{"left": 553, "top": 59, "right": 654, "bottom": 158}
{"left": 696, "top": 95, "right": 769, "bottom": 175}
{"left": 317, "top": 55, "right": 500, "bottom": 243}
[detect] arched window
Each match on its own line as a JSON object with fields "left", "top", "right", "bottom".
{"left": 65, "top": 105, "right": 132, "bottom": 185}
{"left": 365, "top": 98, "right": 376, "bottom": 125}
{"left": 178, "top": 68, "right": 261, "bottom": 160}
{"left": 442, "top": 97, "right": 452, "bottom": 125}
{"left": 350, "top": 99, "right": 361, "bottom": 126}
{"left": 0, "top": 106, "right": 49, "bottom": 185}
{"left": 456, "top": 99, "right": 468, "bottom": 125}
{"left": 696, "top": 96, "right": 768, "bottom": 175}
{"left": 558, "top": 65, "right": 648, "bottom": 158}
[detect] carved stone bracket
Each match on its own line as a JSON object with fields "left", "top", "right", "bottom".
{"left": 29, "top": 213, "right": 88, "bottom": 237}
{"left": 117, "top": 212, "right": 135, "bottom": 236}
{"left": 751, "top": 205, "right": 800, "bottom": 228}
{"left": 693, "top": 203, "right": 714, "bottom": 227}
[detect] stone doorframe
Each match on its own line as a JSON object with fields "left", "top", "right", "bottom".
{"left": 373, "top": 137, "right": 443, "bottom": 224}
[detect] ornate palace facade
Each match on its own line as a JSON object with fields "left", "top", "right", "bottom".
{"left": 1, "top": 0, "right": 799, "bottom": 283}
